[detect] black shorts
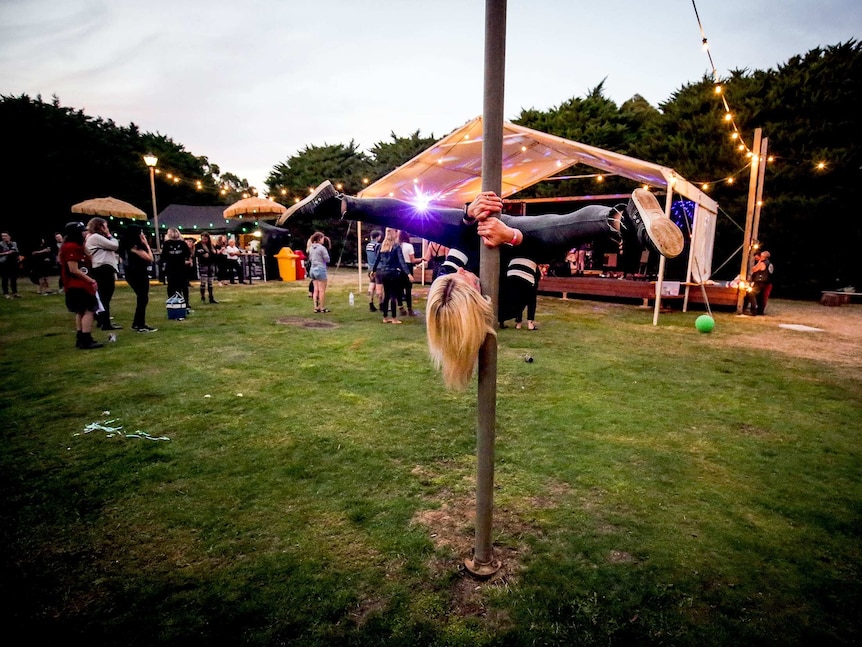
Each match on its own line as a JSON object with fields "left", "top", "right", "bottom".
{"left": 65, "top": 288, "right": 98, "bottom": 315}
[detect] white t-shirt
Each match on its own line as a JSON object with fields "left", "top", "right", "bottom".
{"left": 401, "top": 242, "right": 415, "bottom": 263}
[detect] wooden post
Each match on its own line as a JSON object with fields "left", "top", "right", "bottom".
{"left": 465, "top": 0, "right": 506, "bottom": 578}
{"left": 751, "top": 137, "right": 769, "bottom": 246}
{"left": 736, "top": 128, "right": 762, "bottom": 313}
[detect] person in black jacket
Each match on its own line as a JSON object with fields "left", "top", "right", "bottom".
{"left": 371, "top": 228, "right": 412, "bottom": 324}
{"left": 161, "top": 228, "right": 191, "bottom": 306}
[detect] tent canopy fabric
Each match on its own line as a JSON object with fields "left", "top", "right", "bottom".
{"left": 358, "top": 116, "right": 718, "bottom": 214}
{"left": 158, "top": 204, "right": 234, "bottom": 232}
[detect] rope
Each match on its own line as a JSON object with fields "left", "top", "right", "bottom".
{"left": 335, "top": 220, "right": 352, "bottom": 268}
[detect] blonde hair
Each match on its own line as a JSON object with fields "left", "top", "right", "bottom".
{"left": 380, "top": 227, "right": 400, "bottom": 253}
{"left": 425, "top": 273, "right": 496, "bottom": 390}
{"left": 166, "top": 228, "right": 181, "bottom": 240}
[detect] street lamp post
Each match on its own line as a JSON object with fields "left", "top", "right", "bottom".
{"left": 143, "top": 153, "right": 161, "bottom": 252}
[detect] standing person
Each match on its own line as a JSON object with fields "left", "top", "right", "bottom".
{"left": 365, "top": 229, "right": 382, "bottom": 311}
{"left": 223, "top": 238, "right": 244, "bottom": 284}
{"left": 214, "top": 234, "right": 229, "bottom": 285}
{"left": 746, "top": 250, "right": 774, "bottom": 316}
{"left": 399, "top": 230, "right": 419, "bottom": 316}
{"left": 58, "top": 222, "right": 102, "bottom": 349}
{"left": 0, "top": 231, "right": 22, "bottom": 298}
{"left": 53, "top": 232, "right": 65, "bottom": 292}
{"left": 120, "top": 225, "right": 157, "bottom": 333}
{"left": 85, "top": 218, "right": 122, "bottom": 329}
{"left": 422, "top": 240, "right": 450, "bottom": 283}
{"left": 194, "top": 232, "right": 219, "bottom": 304}
{"left": 307, "top": 232, "right": 331, "bottom": 313}
{"left": 29, "top": 236, "right": 55, "bottom": 295}
{"left": 372, "top": 228, "right": 412, "bottom": 324}
{"left": 161, "top": 228, "right": 191, "bottom": 306}
{"left": 184, "top": 237, "right": 198, "bottom": 287}
{"left": 759, "top": 251, "right": 775, "bottom": 313}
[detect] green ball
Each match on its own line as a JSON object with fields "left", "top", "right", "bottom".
{"left": 695, "top": 315, "right": 715, "bottom": 333}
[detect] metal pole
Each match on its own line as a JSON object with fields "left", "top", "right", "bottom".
{"left": 357, "top": 220, "right": 363, "bottom": 295}
{"left": 465, "top": 0, "right": 506, "bottom": 578}
{"left": 149, "top": 166, "right": 161, "bottom": 252}
{"left": 652, "top": 187, "right": 674, "bottom": 326}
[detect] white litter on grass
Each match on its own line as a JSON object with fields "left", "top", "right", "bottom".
{"left": 125, "top": 431, "right": 171, "bottom": 442}
{"left": 779, "top": 323, "right": 825, "bottom": 333}
{"left": 236, "top": 393, "right": 243, "bottom": 397}
{"left": 80, "top": 418, "right": 170, "bottom": 441}
{"left": 204, "top": 394, "right": 211, "bottom": 398}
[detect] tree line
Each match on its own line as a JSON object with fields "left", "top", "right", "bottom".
{"left": 2, "top": 40, "right": 859, "bottom": 298}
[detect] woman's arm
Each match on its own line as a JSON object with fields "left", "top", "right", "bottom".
{"left": 476, "top": 217, "right": 522, "bottom": 248}
{"left": 397, "top": 247, "right": 412, "bottom": 277}
{"left": 131, "top": 235, "right": 154, "bottom": 263}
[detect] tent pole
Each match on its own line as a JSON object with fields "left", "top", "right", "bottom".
{"left": 357, "top": 221, "right": 363, "bottom": 295}
{"left": 683, "top": 203, "right": 699, "bottom": 313}
{"left": 466, "top": 0, "right": 506, "bottom": 578}
{"left": 652, "top": 186, "right": 674, "bottom": 326}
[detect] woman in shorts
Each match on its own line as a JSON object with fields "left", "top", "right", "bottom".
{"left": 307, "top": 232, "right": 331, "bottom": 313}
{"left": 58, "top": 222, "right": 103, "bottom": 349}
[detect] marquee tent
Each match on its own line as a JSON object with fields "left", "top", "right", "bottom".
{"left": 359, "top": 116, "right": 719, "bottom": 283}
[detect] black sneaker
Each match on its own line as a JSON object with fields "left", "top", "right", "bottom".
{"left": 134, "top": 325, "right": 158, "bottom": 333}
{"left": 276, "top": 180, "right": 341, "bottom": 224}
{"left": 101, "top": 323, "right": 123, "bottom": 330}
{"left": 369, "top": 303, "right": 377, "bottom": 312}
{"left": 622, "top": 189, "right": 684, "bottom": 258}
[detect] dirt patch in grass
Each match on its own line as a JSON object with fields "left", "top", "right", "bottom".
{"left": 710, "top": 300, "right": 862, "bottom": 380}
{"left": 409, "top": 466, "right": 570, "bottom": 620}
{"left": 276, "top": 316, "right": 338, "bottom": 329}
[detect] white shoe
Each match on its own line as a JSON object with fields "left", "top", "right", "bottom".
{"left": 624, "top": 189, "right": 685, "bottom": 258}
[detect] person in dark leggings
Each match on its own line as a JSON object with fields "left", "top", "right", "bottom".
{"left": 276, "top": 182, "right": 684, "bottom": 387}
{"left": 120, "top": 226, "right": 158, "bottom": 333}
{"left": 371, "top": 228, "right": 412, "bottom": 324}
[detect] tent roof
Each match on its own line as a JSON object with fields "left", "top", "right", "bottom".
{"left": 157, "top": 204, "right": 236, "bottom": 232}
{"left": 359, "top": 116, "right": 717, "bottom": 213}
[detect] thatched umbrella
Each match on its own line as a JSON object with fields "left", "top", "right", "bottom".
{"left": 223, "top": 197, "right": 287, "bottom": 220}
{"left": 71, "top": 196, "right": 147, "bottom": 220}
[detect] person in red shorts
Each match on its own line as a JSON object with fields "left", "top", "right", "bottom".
{"left": 58, "top": 221, "right": 103, "bottom": 349}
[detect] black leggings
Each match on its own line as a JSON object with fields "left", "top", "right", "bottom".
{"left": 125, "top": 271, "right": 150, "bottom": 328}
{"left": 381, "top": 273, "right": 401, "bottom": 318}
{"left": 90, "top": 265, "right": 116, "bottom": 326}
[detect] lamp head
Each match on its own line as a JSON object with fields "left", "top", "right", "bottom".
{"left": 143, "top": 153, "right": 158, "bottom": 168}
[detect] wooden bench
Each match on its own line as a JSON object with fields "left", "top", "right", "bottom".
{"left": 820, "top": 291, "right": 862, "bottom": 306}
{"left": 537, "top": 276, "right": 741, "bottom": 309}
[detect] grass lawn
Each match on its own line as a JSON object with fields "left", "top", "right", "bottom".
{"left": 2, "top": 269, "right": 861, "bottom": 646}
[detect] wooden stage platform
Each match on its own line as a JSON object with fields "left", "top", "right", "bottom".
{"left": 536, "top": 276, "right": 741, "bottom": 309}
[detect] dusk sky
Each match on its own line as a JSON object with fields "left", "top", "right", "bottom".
{"left": 2, "top": 0, "right": 860, "bottom": 191}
